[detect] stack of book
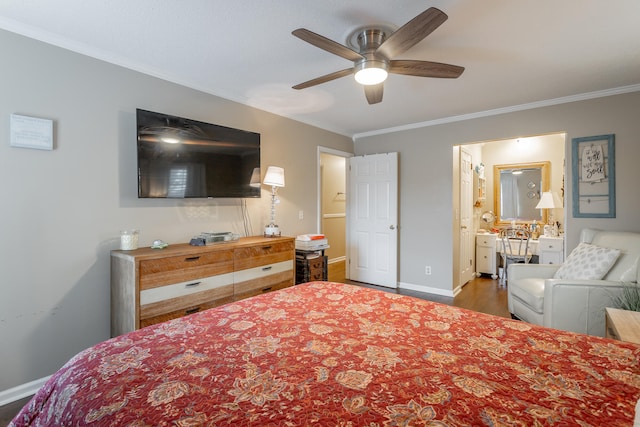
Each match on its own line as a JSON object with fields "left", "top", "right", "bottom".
{"left": 295, "top": 234, "right": 329, "bottom": 251}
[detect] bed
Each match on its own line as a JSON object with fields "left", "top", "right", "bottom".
{"left": 10, "top": 281, "right": 640, "bottom": 426}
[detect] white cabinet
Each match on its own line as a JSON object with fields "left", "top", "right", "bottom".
{"left": 476, "top": 233, "right": 498, "bottom": 279}
{"left": 473, "top": 175, "right": 486, "bottom": 204}
{"left": 538, "top": 236, "right": 564, "bottom": 264}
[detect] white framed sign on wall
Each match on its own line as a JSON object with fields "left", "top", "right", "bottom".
{"left": 10, "top": 113, "right": 54, "bottom": 150}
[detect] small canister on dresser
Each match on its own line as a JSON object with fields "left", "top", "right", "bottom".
{"left": 120, "top": 229, "right": 139, "bottom": 250}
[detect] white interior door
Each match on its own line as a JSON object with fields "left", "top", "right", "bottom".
{"left": 459, "top": 148, "right": 474, "bottom": 286}
{"left": 348, "top": 152, "right": 398, "bottom": 288}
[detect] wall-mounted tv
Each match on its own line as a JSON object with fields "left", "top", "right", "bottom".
{"left": 136, "top": 109, "right": 260, "bottom": 198}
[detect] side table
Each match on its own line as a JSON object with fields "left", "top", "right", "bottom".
{"left": 295, "top": 249, "right": 328, "bottom": 284}
{"left": 605, "top": 307, "right": 640, "bottom": 344}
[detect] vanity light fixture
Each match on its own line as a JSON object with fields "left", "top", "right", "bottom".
{"left": 263, "top": 166, "right": 285, "bottom": 237}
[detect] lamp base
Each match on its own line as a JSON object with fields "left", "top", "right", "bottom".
{"left": 264, "top": 224, "right": 281, "bottom": 237}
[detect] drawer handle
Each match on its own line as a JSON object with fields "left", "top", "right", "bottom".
{"left": 262, "top": 246, "right": 272, "bottom": 251}
{"left": 185, "top": 281, "right": 202, "bottom": 288}
{"left": 262, "top": 266, "right": 273, "bottom": 271}
{"left": 185, "top": 256, "right": 201, "bottom": 262}
{"left": 262, "top": 287, "right": 272, "bottom": 292}
{"left": 185, "top": 307, "right": 200, "bottom": 315}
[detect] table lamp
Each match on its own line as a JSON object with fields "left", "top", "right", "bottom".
{"left": 263, "top": 166, "right": 285, "bottom": 237}
{"left": 535, "top": 191, "right": 561, "bottom": 236}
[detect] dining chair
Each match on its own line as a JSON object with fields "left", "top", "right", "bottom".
{"left": 500, "top": 228, "right": 532, "bottom": 283}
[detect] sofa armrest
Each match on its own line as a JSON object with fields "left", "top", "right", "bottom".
{"left": 543, "top": 279, "right": 627, "bottom": 336}
{"left": 509, "top": 263, "right": 560, "bottom": 281}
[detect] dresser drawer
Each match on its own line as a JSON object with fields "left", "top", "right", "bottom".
{"left": 140, "top": 250, "right": 234, "bottom": 290}
{"left": 307, "top": 269, "right": 325, "bottom": 281}
{"left": 308, "top": 257, "right": 324, "bottom": 271}
{"left": 234, "top": 260, "right": 294, "bottom": 299}
{"left": 476, "top": 234, "right": 496, "bottom": 248}
{"left": 140, "top": 295, "right": 234, "bottom": 328}
{"left": 538, "top": 239, "right": 562, "bottom": 252}
{"left": 234, "top": 240, "right": 294, "bottom": 271}
{"left": 140, "top": 274, "right": 234, "bottom": 320}
{"left": 233, "top": 280, "right": 292, "bottom": 301}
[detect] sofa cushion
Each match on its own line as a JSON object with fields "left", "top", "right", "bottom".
{"left": 553, "top": 242, "right": 620, "bottom": 280}
{"left": 587, "top": 230, "right": 640, "bottom": 281}
{"left": 620, "top": 256, "right": 639, "bottom": 283}
{"left": 510, "top": 277, "right": 546, "bottom": 314}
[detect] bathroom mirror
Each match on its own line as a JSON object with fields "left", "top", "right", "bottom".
{"left": 493, "top": 161, "right": 550, "bottom": 226}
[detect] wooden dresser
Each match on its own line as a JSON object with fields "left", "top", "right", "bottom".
{"left": 111, "top": 236, "right": 294, "bottom": 336}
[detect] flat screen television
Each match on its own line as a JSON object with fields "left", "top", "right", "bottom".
{"left": 136, "top": 109, "right": 260, "bottom": 198}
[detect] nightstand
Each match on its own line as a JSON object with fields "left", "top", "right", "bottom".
{"left": 605, "top": 307, "right": 640, "bottom": 344}
{"left": 295, "top": 249, "right": 328, "bottom": 284}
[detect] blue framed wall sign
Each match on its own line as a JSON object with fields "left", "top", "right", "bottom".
{"left": 571, "top": 134, "right": 615, "bottom": 218}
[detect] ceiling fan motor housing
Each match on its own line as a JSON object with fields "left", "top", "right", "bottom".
{"left": 354, "top": 29, "right": 389, "bottom": 84}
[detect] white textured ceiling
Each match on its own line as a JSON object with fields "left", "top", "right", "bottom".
{"left": 1, "top": 0, "right": 639, "bottom": 137}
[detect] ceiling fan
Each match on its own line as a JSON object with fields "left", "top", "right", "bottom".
{"left": 291, "top": 7, "right": 464, "bottom": 104}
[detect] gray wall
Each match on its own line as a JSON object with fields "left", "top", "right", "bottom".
{"left": 355, "top": 91, "right": 640, "bottom": 293}
{"left": 0, "top": 30, "right": 353, "bottom": 392}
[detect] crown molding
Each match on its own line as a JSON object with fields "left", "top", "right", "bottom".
{"left": 353, "top": 84, "right": 640, "bottom": 141}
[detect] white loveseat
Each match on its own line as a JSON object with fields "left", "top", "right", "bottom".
{"left": 508, "top": 228, "right": 640, "bottom": 336}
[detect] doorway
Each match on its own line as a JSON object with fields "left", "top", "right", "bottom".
{"left": 318, "top": 147, "right": 352, "bottom": 276}
{"left": 452, "top": 133, "right": 566, "bottom": 289}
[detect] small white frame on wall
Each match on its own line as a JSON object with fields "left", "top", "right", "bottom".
{"left": 10, "top": 113, "right": 54, "bottom": 150}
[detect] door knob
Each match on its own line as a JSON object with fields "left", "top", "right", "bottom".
{"left": 390, "top": 225, "right": 396, "bottom": 230}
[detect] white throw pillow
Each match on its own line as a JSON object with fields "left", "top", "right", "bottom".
{"left": 553, "top": 242, "right": 621, "bottom": 280}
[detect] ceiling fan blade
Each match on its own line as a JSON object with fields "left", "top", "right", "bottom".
{"left": 377, "top": 7, "right": 448, "bottom": 59}
{"left": 292, "top": 68, "right": 354, "bottom": 90}
{"left": 364, "top": 84, "right": 383, "bottom": 104}
{"left": 292, "top": 28, "right": 363, "bottom": 62}
{"left": 389, "top": 60, "right": 464, "bottom": 78}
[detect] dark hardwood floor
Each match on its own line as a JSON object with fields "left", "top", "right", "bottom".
{"left": 0, "top": 396, "right": 30, "bottom": 426}
{"left": 0, "top": 262, "right": 508, "bottom": 425}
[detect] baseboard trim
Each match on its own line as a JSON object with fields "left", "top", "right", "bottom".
{"left": 398, "top": 282, "right": 455, "bottom": 298}
{"left": 0, "top": 376, "right": 50, "bottom": 407}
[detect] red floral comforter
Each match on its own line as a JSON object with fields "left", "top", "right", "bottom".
{"left": 11, "top": 282, "right": 640, "bottom": 426}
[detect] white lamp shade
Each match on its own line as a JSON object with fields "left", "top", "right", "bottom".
{"left": 535, "top": 191, "right": 562, "bottom": 209}
{"left": 263, "top": 166, "right": 285, "bottom": 187}
{"left": 249, "top": 167, "right": 261, "bottom": 188}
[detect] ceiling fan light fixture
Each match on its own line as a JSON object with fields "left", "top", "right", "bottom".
{"left": 354, "top": 60, "right": 388, "bottom": 85}
{"left": 161, "top": 136, "right": 180, "bottom": 144}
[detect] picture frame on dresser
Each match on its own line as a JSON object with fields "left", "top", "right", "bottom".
{"left": 571, "top": 134, "right": 615, "bottom": 218}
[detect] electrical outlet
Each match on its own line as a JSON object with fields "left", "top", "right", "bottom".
{"left": 299, "top": 210, "right": 304, "bottom": 220}
{"left": 425, "top": 266, "right": 432, "bottom": 275}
